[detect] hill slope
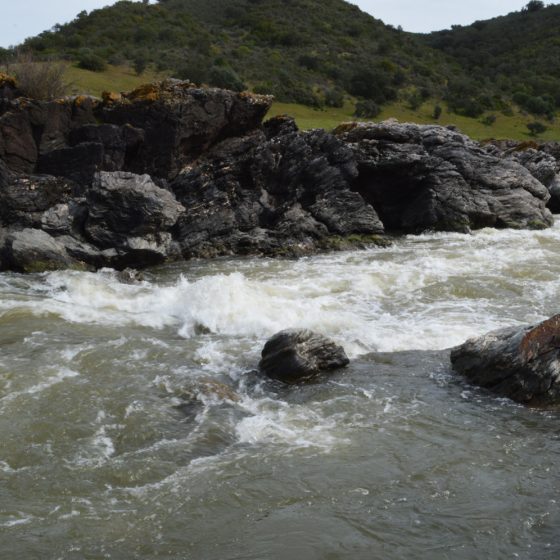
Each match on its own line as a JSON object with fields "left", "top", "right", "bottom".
{"left": 2, "top": 0, "right": 559, "bottom": 129}
{"left": 10, "top": 0, "right": 453, "bottom": 107}
{"left": 421, "top": 1, "right": 560, "bottom": 119}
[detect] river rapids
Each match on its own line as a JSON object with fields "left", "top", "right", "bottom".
{"left": 1, "top": 224, "right": 560, "bottom": 559}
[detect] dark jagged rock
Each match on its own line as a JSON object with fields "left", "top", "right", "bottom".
{"left": 85, "top": 171, "right": 184, "bottom": 267}
{"left": 98, "top": 80, "right": 273, "bottom": 179}
{"left": 259, "top": 329, "right": 350, "bottom": 384}
{"left": 337, "top": 121, "right": 553, "bottom": 232}
{"left": 0, "top": 79, "right": 557, "bottom": 274}
{"left": 171, "top": 118, "right": 383, "bottom": 258}
{"left": 0, "top": 173, "right": 76, "bottom": 228}
{"left": 37, "top": 142, "right": 104, "bottom": 185}
{"left": 68, "top": 123, "right": 144, "bottom": 173}
{"left": 451, "top": 315, "right": 560, "bottom": 406}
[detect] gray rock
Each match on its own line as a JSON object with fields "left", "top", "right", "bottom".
{"left": 450, "top": 315, "right": 560, "bottom": 406}
{"left": 259, "top": 329, "right": 350, "bottom": 384}
{"left": 337, "top": 121, "right": 553, "bottom": 232}
{"left": 3, "top": 228, "right": 76, "bottom": 272}
{"left": 172, "top": 118, "right": 384, "bottom": 258}
{"left": 86, "top": 171, "right": 185, "bottom": 248}
{"left": 0, "top": 174, "right": 75, "bottom": 228}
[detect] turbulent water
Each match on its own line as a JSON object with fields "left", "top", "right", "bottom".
{"left": 2, "top": 224, "right": 560, "bottom": 559}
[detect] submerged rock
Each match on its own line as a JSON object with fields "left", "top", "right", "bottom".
{"left": 451, "top": 315, "right": 560, "bottom": 406}
{"left": 259, "top": 329, "right": 350, "bottom": 384}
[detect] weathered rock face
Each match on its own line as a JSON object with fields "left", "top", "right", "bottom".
{"left": 84, "top": 171, "right": 184, "bottom": 267}
{"left": 98, "top": 81, "right": 273, "bottom": 179}
{"left": 0, "top": 78, "right": 557, "bottom": 274}
{"left": 450, "top": 315, "right": 560, "bottom": 406}
{"left": 2, "top": 228, "right": 76, "bottom": 273}
{"left": 171, "top": 117, "right": 384, "bottom": 258}
{"left": 259, "top": 329, "right": 350, "bottom": 384}
{"left": 338, "top": 122, "right": 553, "bottom": 232}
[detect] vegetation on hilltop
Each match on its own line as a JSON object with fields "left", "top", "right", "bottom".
{"left": 0, "top": 0, "right": 558, "bottom": 131}
{"left": 422, "top": 1, "right": 560, "bottom": 119}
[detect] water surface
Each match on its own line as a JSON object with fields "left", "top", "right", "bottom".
{"left": 1, "top": 225, "right": 560, "bottom": 559}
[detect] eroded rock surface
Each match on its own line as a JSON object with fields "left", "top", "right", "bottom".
{"left": 337, "top": 121, "right": 553, "bottom": 232}
{"left": 259, "top": 329, "right": 350, "bottom": 384}
{"left": 451, "top": 315, "right": 560, "bottom": 406}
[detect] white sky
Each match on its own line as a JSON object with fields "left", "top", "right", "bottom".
{"left": 1, "top": 1, "right": 556, "bottom": 48}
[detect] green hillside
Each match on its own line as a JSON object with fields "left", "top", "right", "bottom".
{"left": 421, "top": 0, "right": 560, "bottom": 120}
{"left": 1, "top": 0, "right": 559, "bottom": 139}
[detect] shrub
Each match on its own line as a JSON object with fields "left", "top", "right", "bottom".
{"left": 324, "top": 87, "right": 344, "bottom": 108}
{"left": 481, "top": 114, "right": 497, "bottom": 126}
{"left": 12, "top": 53, "right": 68, "bottom": 100}
{"left": 208, "top": 66, "right": 246, "bottom": 92}
{"left": 433, "top": 104, "right": 442, "bottom": 120}
{"left": 354, "top": 100, "right": 381, "bottom": 118}
{"left": 133, "top": 55, "right": 148, "bottom": 76}
{"left": 527, "top": 121, "right": 547, "bottom": 136}
{"left": 77, "top": 52, "right": 107, "bottom": 72}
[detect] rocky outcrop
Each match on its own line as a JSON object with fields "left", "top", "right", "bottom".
{"left": 171, "top": 117, "right": 384, "bottom": 258}
{"left": 0, "top": 80, "right": 557, "bottom": 273}
{"left": 259, "top": 329, "right": 350, "bottom": 384}
{"left": 485, "top": 140, "right": 560, "bottom": 213}
{"left": 338, "top": 121, "right": 553, "bottom": 232}
{"left": 451, "top": 315, "right": 560, "bottom": 406}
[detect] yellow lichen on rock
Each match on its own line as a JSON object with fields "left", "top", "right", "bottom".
{"left": 102, "top": 91, "right": 122, "bottom": 105}
{"left": 0, "top": 72, "right": 17, "bottom": 88}
{"left": 125, "top": 83, "right": 162, "bottom": 102}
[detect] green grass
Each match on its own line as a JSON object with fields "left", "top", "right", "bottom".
{"left": 64, "top": 63, "right": 167, "bottom": 97}
{"left": 59, "top": 64, "right": 559, "bottom": 142}
{"left": 270, "top": 100, "right": 560, "bottom": 141}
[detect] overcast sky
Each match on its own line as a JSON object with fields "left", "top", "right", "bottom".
{"left": 1, "top": 0, "right": 556, "bottom": 48}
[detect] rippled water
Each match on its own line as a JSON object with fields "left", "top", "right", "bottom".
{"left": 2, "top": 225, "right": 560, "bottom": 559}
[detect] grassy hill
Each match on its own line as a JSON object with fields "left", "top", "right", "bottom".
{"left": 1, "top": 0, "right": 559, "bottom": 140}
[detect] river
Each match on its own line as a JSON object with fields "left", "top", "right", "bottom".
{"left": 1, "top": 224, "right": 560, "bottom": 559}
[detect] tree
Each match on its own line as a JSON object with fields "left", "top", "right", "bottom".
{"left": 524, "top": 1, "right": 545, "bottom": 12}
{"left": 527, "top": 121, "right": 547, "bottom": 136}
{"left": 133, "top": 55, "right": 148, "bottom": 76}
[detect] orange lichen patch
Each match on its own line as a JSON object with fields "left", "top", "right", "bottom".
{"left": 520, "top": 314, "right": 560, "bottom": 361}
{"left": 0, "top": 72, "right": 17, "bottom": 88}
{"left": 102, "top": 91, "right": 122, "bottom": 105}
{"left": 125, "top": 82, "right": 162, "bottom": 103}
{"left": 73, "top": 95, "right": 91, "bottom": 107}
{"left": 511, "top": 140, "right": 540, "bottom": 152}
{"left": 332, "top": 121, "right": 360, "bottom": 135}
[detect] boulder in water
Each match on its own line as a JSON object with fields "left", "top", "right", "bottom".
{"left": 259, "top": 329, "right": 350, "bottom": 384}
{"left": 451, "top": 315, "right": 560, "bottom": 406}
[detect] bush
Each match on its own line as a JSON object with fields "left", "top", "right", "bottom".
{"left": 481, "top": 114, "right": 497, "bottom": 126}
{"left": 527, "top": 121, "right": 547, "bottom": 136}
{"left": 12, "top": 53, "right": 68, "bottom": 100}
{"left": 324, "top": 87, "right": 344, "bottom": 108}
{"left": 433, "top": 104, "right": 442, "bottom": 120}
{"left": 77, "top": 52, "right": 107, "bottom": 72}
{"left": 133, "top": 55, "right": 148, "bottom": 76}
{"left": 354, "top": 100, "right": 381, "bottom": 118}
{"left": 208, "top": 66, "right": 246, "bottom": 92}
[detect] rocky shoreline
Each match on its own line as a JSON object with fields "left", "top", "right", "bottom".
{"left": 0, "top": 77, "right": 558, "bottom": 272}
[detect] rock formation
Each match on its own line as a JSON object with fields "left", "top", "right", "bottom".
{"left": 259, "top": 329, "right": 350, "bottom": 384}
{"left": 451, "top": 315, "right": 560, "bottom": 406}
{"left": 0, "top": 79, "right": 556, "bottom": 272}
